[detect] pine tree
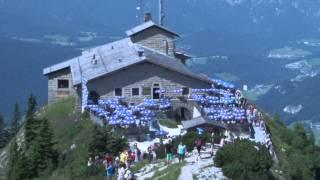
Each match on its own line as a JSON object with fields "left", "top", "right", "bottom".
{"left": 36, "top": 118, "right": 57, "bottom": 173}
{"left": 89, "top": 125, "right": 127, "bottom": 156}
{"left": 11, "top": 102, "right": 21, "bottom": 138}
{"left": 0, "top": 112, "right": 6, "bottom": 148}
{"left": 26, "top": 94, "right": 37, "bottom": 119}
{"left": 89, "top": 125, "right": 112, "bottom": 156}
{"left": 24, "top": 94, "right": 39, "bottom": 147}
{"left": 7, "top": 138, "right": 20, "bottom": 180}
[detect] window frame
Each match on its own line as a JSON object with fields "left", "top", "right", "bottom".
{"left": 57, "top": 79, "right": 69, "bottom": 89}
{"left": 114, "top": 88, "right": 123, "bottom": 96}
{"left": 142, "top": 87, "right": 151, "bottom": 95}
{"left": 132, "top": 88, "right": 140, "bottom": 96}
{"left": 182, "top": 87, "right": 190, "bottom": 95}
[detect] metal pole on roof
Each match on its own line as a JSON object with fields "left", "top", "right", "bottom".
{"left": 159, "top": 0, "right": 165, "bottom": 26}
{"left": 137, "top": 0, "right": 144, "bottom": 23}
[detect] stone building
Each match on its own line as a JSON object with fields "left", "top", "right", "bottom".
{"left": 43, "top": 20, "right": 214, "bottom": 121}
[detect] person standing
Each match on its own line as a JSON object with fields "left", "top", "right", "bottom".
{"left": 125, "top": 150, "right": 132, "bottom": 169}
{"left": 87, "top": 157, "right": 93, "bottom": 167}
{"left": 114, "top": 156, "right": 120, "bottom": 173}
{"left": 105, "top": 153, "right": 113, "bottom": 165}
{"left": 210, "top": 132, "right": 215, "bottom": 157}
{"left": 177, "top": 142, "right": 186, "bottom": 163}
{"left": 133, "top": 143, "right": 140, "bottom": 163}
{"left": 106, "top": 162, "right": 115, "bottom": 180}
{"left": 165, "top": 139, "right": 174, "bottom": 165}
{"left": 117, "top": 164, "right": 125, "bottom": 180}
{"left": 120, "top": 151, "right": 127, "bottom": 167}
{"left": 147, "top": 146, "right": 153, "bottom": 163}
{"left": 151, "top": 143, "right": 157, "bottom": 162}
{"left": 195, "top": 137, "right": 203, "bottom": 159}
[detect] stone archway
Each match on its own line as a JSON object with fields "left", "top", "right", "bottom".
{"left": 175, "top": 107, "right": 192, "bottom": 123}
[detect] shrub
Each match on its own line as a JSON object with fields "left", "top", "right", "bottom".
{"left": 215, "top": 139, "right": 273, "bottom": 180}
{"left": 158, "top": 119, "right": 178, "bottom": 128}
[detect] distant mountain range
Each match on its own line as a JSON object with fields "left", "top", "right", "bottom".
{"left": 0, "top": 0, "right": 320, "bottom": 124}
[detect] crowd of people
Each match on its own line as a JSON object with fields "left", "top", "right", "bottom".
{"left": 86, "top": 136, "right": 214, "bottom": 179}
{"left": 87, "top": 143, "right": 144, "bottom": 180}
{"left": 83, "top": 81, "right": 276, "bottom": 179}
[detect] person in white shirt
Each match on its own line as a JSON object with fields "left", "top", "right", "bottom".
{"left": 87, "top": 157, "right": 93, "bottom": 167}
{"left": 118, "top": 164, "right": 125, "bottom": 180}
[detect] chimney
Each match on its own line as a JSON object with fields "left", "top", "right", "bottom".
{"left": 144, "top": 12, "right": 152, "bottom": 22}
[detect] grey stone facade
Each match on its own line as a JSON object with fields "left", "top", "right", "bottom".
{"left": 86, "top": 62, "right": 211, "bottom": 105}
{"left": 47, "top": 68, "right": 79, "bottom": 104}
{"left": 130, "top": 27, "right": 176, "bottom": 57}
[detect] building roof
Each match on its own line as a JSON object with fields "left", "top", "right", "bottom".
{"left": 140, "top": 45, "right": 213, "bottom": 83}
{"left": 43, "top": 59, "right": 74, "bottom": 75}
{"left": 126, "top": 21, "right": 180, "bottom": 37}
{"left": 43, "top": 38, "right": 213, "bottom": 86}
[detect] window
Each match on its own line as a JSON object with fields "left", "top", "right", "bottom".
{"left": 163, "top": 40, "right": 169, "bottom": 55}
{"left": 153, "top": 83, "right": 160, "bottom": 87}
{"left": 132, "top": 88, "right": 140, "bottom": 96}
{"left": 142, "top": 87, "right": 151, "bottom": 95}
{"left": 182, "top": 87, "right": 189, "bottom": 95}
{"left": 115, "top": 88, "right": 122, "bottom": 96}
{"left": 57, "top": 79, "right": 69, "bottom": 89}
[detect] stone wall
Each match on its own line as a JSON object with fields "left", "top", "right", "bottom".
{"left": 47, "top": 68, "right": 79, "bottom": 104}
{"left": 87, "top": 62, "right": 211, "bottom": 105}
{"left": 131, "top": 27, "right": 176, "bottom": 57}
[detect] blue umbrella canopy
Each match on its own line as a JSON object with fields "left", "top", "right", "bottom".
{"left": 144, "top": 98, "right": 158, "bottom": 107}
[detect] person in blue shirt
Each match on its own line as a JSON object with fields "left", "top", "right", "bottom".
{"left": 106, "top": 162, "right": 115, "bottom": 180}
{"left": 177, "top": 142, "right": 186, "bottom": 163}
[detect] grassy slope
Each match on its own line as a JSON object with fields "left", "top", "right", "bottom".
{"left": 0, "top": 97, "right": 100, "bottom": 180}
{"left": 38, "top": 97, "right": 101, "bottom": 180}
{"left": 264, "top": 116, "right": 291, "bottom": 178}
{"left": 264, "top": 115, "right": 319, "bottom": 179}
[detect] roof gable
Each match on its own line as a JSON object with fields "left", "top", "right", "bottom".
{"left": 126, "top": 21, "right": 179, "bottom": 37}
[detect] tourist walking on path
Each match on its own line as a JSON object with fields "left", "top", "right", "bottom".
{"left": 165, "top": 139, "right": 174, "bottom": 165}
{"left": 151, "top": 143, "right": 157, "bottom": 162}
{"left": 133, "top": 143, "right": 141, "bottom": 163}
{"left": 195, "top": 137, "right": 203, "bottom": 159}
{"left": 147, "top": 146, "right": 153, "bottom": 163}
{"left": 210, "top": 132, "right": 215, "bottom": 157}
{"left": 177, "top": 142, "right": 186, "bottom": 163}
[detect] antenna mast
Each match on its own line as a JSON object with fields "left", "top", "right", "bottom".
{"left": 137, "top": 0, "right": 144, "bottom": 23}
{"left": 159, "top": 0, "right": 165, "bottom": 26}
